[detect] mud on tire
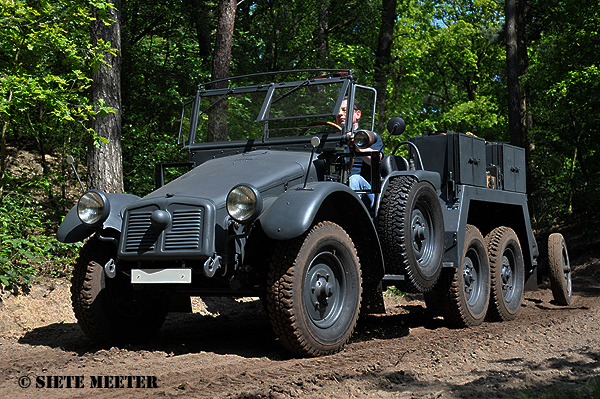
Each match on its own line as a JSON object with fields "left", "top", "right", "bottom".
{"left": 548, "top": 233, "right": 573, "bottom": 306}
{"left": 485, "top": 226, "right": 525, "bottom": 321}
{"left": 71, "top": 237, "right": 169, "bottom": 346}
{"left": 437, "top": 225, "right": 490, "bottom": 327}
{"left": 266, "top": 221, "right": 362, "bottom": 357}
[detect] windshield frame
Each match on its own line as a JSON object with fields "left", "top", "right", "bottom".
{"left": 183, "top": 70, "right": 376, "bottom": 146}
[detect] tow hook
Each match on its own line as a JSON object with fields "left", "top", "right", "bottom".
{"left": 203, "top": 255, "right": 222, "bottom": 278}
{"left": 104, "top": 258, "right": 117, "bottom": 278}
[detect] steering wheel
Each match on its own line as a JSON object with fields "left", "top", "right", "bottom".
{"left": 298, "top": 121, "right": 342, "bottom": 135}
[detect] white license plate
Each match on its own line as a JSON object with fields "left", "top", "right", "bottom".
{"left": 131, "top": 268, "right": 192, "bottom": 284}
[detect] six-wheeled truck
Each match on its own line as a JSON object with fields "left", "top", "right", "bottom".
{"left": 58, "top": 70, "right": 573, "bottom": 357}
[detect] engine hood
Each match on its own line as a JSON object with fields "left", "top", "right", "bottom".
{"left": 145, "top": 150, "right": 309, "bottom": 207}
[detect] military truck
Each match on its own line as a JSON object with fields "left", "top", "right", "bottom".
{"left": 58, "top": 69, "right": 572, "bottom": 357}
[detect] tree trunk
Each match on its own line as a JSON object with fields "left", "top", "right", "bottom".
{"left": 517, "top": 0, "right": 532, "bottom": 135}
{"left": 208, "top": 0, "right": 237, "bottom": 142}
{"left": 88, "top": 0, "right": 124, "bottom": 193}
{"left": 374, "top": 0, "right": 396, "bottom": 133}
{"left": 316, "top": 0, "right": 330, "bottom": 66}
{"left": 505, "top": 0, "right": 527, "bottom": 149}
{"left": 507, "top": 0, "right": 534, "bottom": 195}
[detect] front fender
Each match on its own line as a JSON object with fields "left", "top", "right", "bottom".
{"left": 57, "top": 193, "right": 140, "bottom": 243}
{"left": 259, "top": 182, "right": 367, "bottom": 240}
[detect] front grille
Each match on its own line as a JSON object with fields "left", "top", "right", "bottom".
{"left": 125, "top": 210, "right": 158, "bottom": 252}
{"left": 123, "top": 204, "right": 204, "bottom": 254}
{"left": 165, "top": 208, "right": 203, "bottom": 250}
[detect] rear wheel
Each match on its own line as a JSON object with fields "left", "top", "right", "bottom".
{"left": 266, "top": 221, "right": 362, "bottom": 357}
{"left": 485, "top": 227, "right": 525, "bottom": 321}
{"left": 548, "top": 233, "right": 572, "bottom": 306}
{"left": 377, "top": 176, "right": 444, "bottom": 292}
{"left": 438, "top": 225, "right": 490, "bottom": 327}
{"left": 71, "top": 237, "right": 169, "bottom": 346}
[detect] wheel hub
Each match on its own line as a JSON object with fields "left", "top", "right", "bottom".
{"left": 463, "top": 251, "right": 480, "bottom": 304}
{"left": 464, "top": 259, "right": 475, "bottom": 294}
{"left": 411, "top": 209, "right": 433, "bottom": 265}
{"left": 501, "top": 255, "right": 513, "bottom": 295}
{"left": 313, "top": 274, "right": 334, "bottom": 305}
{"left": 304, "top": 251, "right": 345, "bottom": 328}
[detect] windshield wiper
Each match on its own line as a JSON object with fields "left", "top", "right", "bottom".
{"left": 199, "top": 88, "right": 235, "bottom": 116}
{"left": 271, "top": 79, "right": 312, "bottom": 105}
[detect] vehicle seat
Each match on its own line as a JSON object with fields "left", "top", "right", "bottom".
{"left": 381, "top": 155, "right": 408, "bottom": 178}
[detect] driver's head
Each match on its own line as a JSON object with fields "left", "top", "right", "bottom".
{"left": 335, "top": 98, "right": 361, "bottom": 128}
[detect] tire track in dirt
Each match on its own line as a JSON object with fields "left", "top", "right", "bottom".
{"left": 0, "top": 271, "right": 598, "bottom": 399}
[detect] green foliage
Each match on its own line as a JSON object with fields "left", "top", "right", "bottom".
{"left": 0, "top": 0, "right": 115, "bottom": 292}
{"left": 384, "top": 0, "right": 507, "bottom": 148}
{"left": 386, "top": 286, "right": 408, "bottom": 299}
{"left": 0, "top": 0, "right": 118, "bottom": 195}
{"left": 0, "top": 0, "right": 598, "bottom": 288}
{"left": 527, "top": 0, "right": 600, "bottom": 229}
{"left": 506, "top": 375, "right": 600, "bottom": 399}
{"left": 232, "top": 0, "right": 380, "bottom": 75}
{"left": 0, "top": 177, "right": 81, "bottom": 291}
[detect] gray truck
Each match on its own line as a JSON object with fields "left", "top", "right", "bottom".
{"left": 58, "top": 70, "right": 572, "bottom": 357}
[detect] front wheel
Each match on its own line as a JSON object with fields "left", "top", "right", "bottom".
{"left": 548, "top": 233, "right": 572, "bottom": 306}
{"left": 266, "top": 221, "right": 362, "bottom": 357}
{"left": 438, "top": 225, "right": 490, "bottom": 327}
{"left": 71, "top": 237, "right": 169, "bottom": 346}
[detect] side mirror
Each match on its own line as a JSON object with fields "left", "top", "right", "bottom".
{"left": 387, "top": 117, "right": 406, "bottom": 136}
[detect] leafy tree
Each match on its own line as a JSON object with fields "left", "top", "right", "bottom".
{"left": 0, "top": 0, "right": 108, "bottom": 289}
{"left": 527, "top": 0, "right": 600, "bottom": 228}
{"left": 386, "top": 0, "right": 507, "bottom": 141}
{"left": 0, "top": 0, "right": 109, "bottom": 199}
{"left": 119, "top": 0, "right": 215, "bottom": 195}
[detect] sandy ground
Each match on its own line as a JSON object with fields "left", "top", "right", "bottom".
{"left": 0, "top": 238, "right": 599, "bottom": 398}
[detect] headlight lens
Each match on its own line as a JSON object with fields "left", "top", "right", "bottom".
{"left": 77, "top": 190, "right": 110, "bottom": 226}
{"left": 354, "top": 130, "right": 378, "bottom": 149}
{"left": 226, "top": 184, "right": 262, "bottom": 223}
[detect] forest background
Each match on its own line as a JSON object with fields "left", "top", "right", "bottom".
{"left": 0, "top": 0, "right": 598, "bottom": 291}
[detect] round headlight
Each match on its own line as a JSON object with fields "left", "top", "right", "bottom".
{"left": 77, "top": 190, "right": 110, "bottom": 226}
{"left": 226, "top": 184, "right": 262, "bottom": 224}
{"left": 354, "top": 130, "right": 378, "bottom": 149}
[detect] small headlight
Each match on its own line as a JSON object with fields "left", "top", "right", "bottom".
{"left": 77, "top": 190, "right": 110, "bottom": 226}
{"left": 226, "top": 184, "right": 262, "bottom": 224}
{"left": 354, "top": 130, "right": 378, "bottom": 149}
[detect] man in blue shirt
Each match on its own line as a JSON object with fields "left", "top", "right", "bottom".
{"left": 335, "top": 98, "right": 383, "bottom": 209}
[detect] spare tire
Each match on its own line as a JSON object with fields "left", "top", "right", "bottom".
{"left": 377, "top": 176, "right": 444, "bottom": 292}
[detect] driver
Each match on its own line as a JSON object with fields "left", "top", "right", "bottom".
{"left": 335, "top": 98, "right": 383, "bottom": 209}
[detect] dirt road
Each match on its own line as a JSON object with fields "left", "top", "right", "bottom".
{"left": 1, "top": 243, "right": 599, "bottom": 398}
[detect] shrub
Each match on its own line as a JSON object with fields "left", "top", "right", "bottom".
{"left": 0, "top": 186, "right": 81, "bottom": 292}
